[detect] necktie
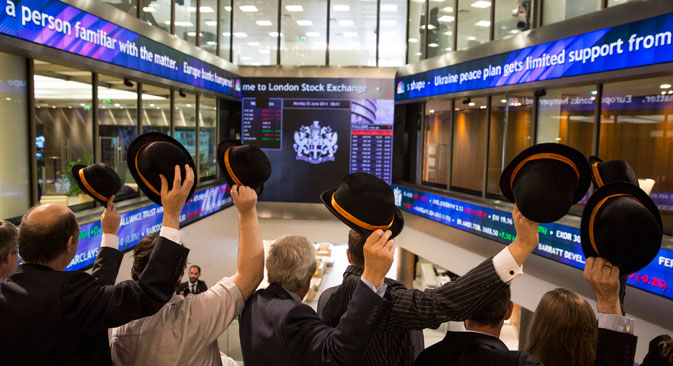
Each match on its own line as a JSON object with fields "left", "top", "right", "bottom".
{"left": 191, "top": 283, "right": 196, "bottom": 294}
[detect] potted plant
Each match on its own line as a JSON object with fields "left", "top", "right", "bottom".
{"left": 60, "top": 152, "right": 94, "bottom": 203}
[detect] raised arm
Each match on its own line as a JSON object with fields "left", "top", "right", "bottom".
{"left": 229, "top": 185, "right": 264, "bottom": 300}
{"left": 91, "top": 196, "right": 123, "bottom": 285}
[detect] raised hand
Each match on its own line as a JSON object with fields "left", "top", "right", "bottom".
{"left": 584, "top": 257, "right": 621, "bottom": 315}
{"left": 508, "top": 204, "right": 539, "bottom": 266}
{"left": 362, "top": 230, "right": 395, "bottom": 288}
{"left": 231, "top": 185, "right": 258, "bottom": 215}
{"left": 160, "top": 164, "right": 195, "bottom": 229}
{"left": 101, "top": 196, "right": 120, "bottom": 235}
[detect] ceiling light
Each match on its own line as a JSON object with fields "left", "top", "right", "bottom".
{"left": 509, "top": 29, "right": 520, "bottom": 34}
{"left": 233, "top": 32, "right": 248, "bottom": 37}
{"left": 475, "top": 20, "right": 491, "bottom": 27}
{"left": 200, "top": 6, "right": 214, "bottom": 13}
{"left": 428, "top": 43, "right": 438, "bottom": 48}
{"left": 306, "top": 32, "right": 320, "bottom": 37}
{"left": 344, "top": 31, "right": 357, "bottom": 37}
{"left": 500, "top": 99, "right": 507, "bottom": 103}
{"left": 438, "top": 15, "right": 454, "bottom": 22}
{"left": 443, "top": 30, "right": 453, "bottom": 35}
{"left": 338, "top": 19, "right": 354, "bottom": 26}
{"left": 224, "top": 6, "right": 231, "bottom": 11}
{"left": 333, "top": 4, "right": 350, "bottom": 11}
{"left": 247, "top": 41, "right": 260, "bottom": 46}
{"left": 173, "top": 21, "right": 193, "bottom": 27}
{"left": 415, "top": 52, "right": 422, "bottom": 56}
{"left": 429, "top": 109, "right": 435, "bottom": 114}
{"left": 467, "top": 36, "right": 477, "bottom": 41}
{"left": 149, "top": 104, "right": 155, "bottom": 107}
{"left": 381, "top": 20, "right": 396, "bottom": 26}
{"left": 297, "top": 20, "right": 313, "bottom": 26}
{"left": 285, "top": 5, "right": 304, "bottom": 11}
{"left": 427, "top": 24, "right": 436, "bottom": 30}
{"left": 205, "top": 20, "right": 217, "bottom": 26}
{"left": 239, "top": 5, "right": 258, "bottom": 12}
{"left": 442, "top": 6, "right": 453, "bottom": 12}
{"left": 471, "top": 1, "right": 491, "bottom": 8}
{"left": 660, "top": 84, "right": 671, "bottom": 89}
{"left": 669, "top": 90, "right": 673, "bottom": 94}
{"left": 142, "top": 6, "right": 157, "bottom": 12}
{"left": 187, "top": 31, "right": 197, "bottom": 36}
{"left": 222, "top": 32, "right": 231, "bottom": 36}
{"left": 269, "top": 32, "right": 282, "bottom": 37}
{"left": 381, "top": 4, "right": 397, "bottom": 11}
{"left": 256, "top": 20, "right": 273, "bottom": 26}
{"left": 408, "top": 38, "right": 418, "bottom": 43}
{"left": 186, "top": 104, "right": 192, "bottom": 107}
{"left": 206, "top": 41, "right": 217, "bottom": 45}
{"left": 444, "top": 47, "right": 452, "bottom": 51}
{"left": 591, "top": 90, "right": 598, "bottom": 95}
{"left": 468, "top": 102, "right": 476, "bottom": 106}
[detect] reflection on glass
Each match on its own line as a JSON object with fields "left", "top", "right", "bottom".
{"left": 408, "top": 0, "right": 426, "bottom": 63}
{"left": 141, "top": 84, "right": 171, "bottom": 135}
{"left": 607, "top": 0, "right": 635, "bottom": 5}
{"left": 329, "top": 0, "right": 377, "bottom": 66}
{"left": 142, "top": 0, "right": 170, "bottom": 33}
{"left": 200, "top": 0, "right": 218, "bottom": 53}
{"left": 175, "top": 0, "right": 197, "bottom": 44}
{"left": 219, "top": 0, "right": 232, "bottom": 59}
{"left": 379, "top": 0, "right": 408, "bottom": 66}
{"left": 101, "top": 0, "right": 137, "bottom": 15}
{"left": 599, "top": 77, "right": 673, "bottom": 231}
{"left": 98, "top": 75, "right": 138, "bottom": 199}
{"left": 34, "top": 62, "right": 94, "bottom": 209}
{"left": 487, "top": 93, "right": 534, "bottom": 196}
{"left": 495, "top": 0, "right": 532, "bottom": 40}
{"left": 452, "top": 97, "right": 488, "bottom": 194}
{"left": 233, "top": 1, "right": 278, "bottom": 65}
{"left": 281, "top": 0, "right": 326, "bottom": 65}
{"left": 199, "top": 97, "right": 217, "bottom": 180}
{"left": 542, "top": 0, "right": 600, "bottom": 25}
{"left": 174, "top": 93, "right": 197, "bottom": 162}
{"left": 457, "top": 0, "right": 490, "bottom": 50}
{"left": 427, "top": 0, "right": 454, "bottom": 58}
{"left": 422, "top": 99, "right": 452, "bottom": 188}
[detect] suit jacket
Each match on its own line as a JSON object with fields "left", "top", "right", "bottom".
{"left": 91, "top": 246, "right": 124, "bottom": 286}
{"left": 239, "top": 281, "right": 391, "bottom": 366}
{"left": 414, "top": 328, "right": 637, "bottom": 366}
{"left": 176, "top": 279, "right": 208, "bottom": 295}
{"left": 320, "top": 259, "right": 507, "bottom": 366}
{"left": 0, "top": 236, "right": 188, "bottom": 366}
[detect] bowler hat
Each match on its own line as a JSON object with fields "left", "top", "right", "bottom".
{"left": 588, "top": 156, "right": 639, "bottom": 188}
{"left": 216, "top": 140, "right": 272, "bottom": 196}
{"left": 500, "top": 143, "right": 591, "bottom": 223}
{"left": 127, "top": 132, "right": 197, "bottom": 206}
{"left": 71, "top": 163, "right": 122, "bottom": 205}
{"left": 321, "top": 172, "right": 404, "bottom": 238}
{"left": 580, "top": 182, "right": 662, "bottom": 275}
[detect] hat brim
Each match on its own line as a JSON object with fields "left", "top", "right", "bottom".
{"left": 580, "top": 181, "right": 662, "bottom": 274}
{"left": 500, "top": 143, "right": 591, "bottom": 204}
{"left": 216, "top": 139, "right": 242, "bottom": 188}
{"left": 71, "top": 164, "right": 112, "bottom": 205}
{"left": 320, "top": 189, "right": 404, "bottom": 239}
{"left": 127, "top": 132, "right": 197, "bottom": 206}
{"left": 588, "top": 155, "right": 604, "bottom": 188}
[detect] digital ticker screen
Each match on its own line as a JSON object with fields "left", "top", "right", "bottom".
{"left": 241, "top": 77, "right": 394, "bottom": 203}
{"left": 393, "top": 185, "right": 673, "bottom": 300}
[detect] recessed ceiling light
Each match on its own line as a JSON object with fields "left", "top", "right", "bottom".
{"left": 509, "top": 29, "right": 520, "bottom": 34}
{"left": 205, "top": 21, "right": 217, "bottom": 26}
{"left": 442, "top": 6, "right": 453, "bottom": 12}
{"left": 467, "top": 36, "right": 477, "bottom": 41}
{"left": 471, "top": 1, "right": 491, "bottom": 8}
{"left": 415, "top": 52, "right": 422, "bottom": 56}
{"left": 233, "top": 32, "right": 248, "bottom": 37}
{"left": 338, "top": 19, "right": 354, "bottom": 26}
{"left": 224, "top": 6, "right": 231, "bottom": 11}
{"left": 380, "top": 4, "right": 397, "bottom": 11}
{"left": 475, "top": 20, "right": 491, "bottom": 27}
{"left": 187, "top": 31, "right": 197, "bottom": 36}
{"left": 256, "top": 20, "right": 273, "bottom": 26}
{"left": 591, "top": 90, "right": 598, "bottom": 95}
{"left": 222, "top": 32, "right": 231, "bottom": 36}
{"left": 408, "top": 38, "right": 418, "bottom": 43}
{"left": 239, "top": 5, "right": 258, "bottom": 12}
{"left": 444, "top": 47, "right": 452, "bottom": 51}
{"left": 500, "top": 99, "right": 507, "bottom": 103}
{"left": 468, "top": 102, "right": 476, "bottom": 106}
{"left": 199, "top": 6, "right": 214, "bottom": 13}
{"left": 143, "top": 6, "right": 156, "bottom": 12}
{"left": 173, "top": 21, "right": 193, "bottom": 27}
{"left": 427, "top": 24, "right": 436, "bottom": 30}
{"left": 269, "top": 32, "right": 282, "bottom": 37}
{"left": 285, "top": 5, "right": 303, "bottom": 11}
{"left": 306, "top": 32, "right": 320, "bottom": 37}
{"left": 428, "top": 43, "right": 439, "bottom": 48}
{"left": 438, "top": 15, "right": 454, "bottom": 22}
{"left": 660, "top": 84, "right": 671, "bottom": 89}
{"left": 333, "top": 4, "right": 350, "bottom": 11}
{"left": 443, "top": 30, "right": 453, "bottom": 35}
{"left": 206, "top": 41, "right": 217, "bottom": 45}
{"left": 296, "top": 20, "right": 313, "bottom": 26}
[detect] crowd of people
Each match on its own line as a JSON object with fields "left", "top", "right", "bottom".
{"left": 0, "top": 134, "right": 671, "bottom": 366}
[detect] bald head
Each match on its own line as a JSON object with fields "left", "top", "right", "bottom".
{"left": 19, "top": 204, "right": 79, "bottom": 265}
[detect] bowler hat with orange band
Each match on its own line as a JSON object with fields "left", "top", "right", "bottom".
{"left": 580, "top": 181, "right": 662, "bottom": 274}
{"left": 588, "top": 155, "right": 639, "bottom": 188}
{"left": 71, "top": 163, "right": 122, "bottom": 205}
{"left": 127, "top": 132, "right": 198, "bottom": 206}
{"left": 321, "top": 172, "right": 404, "bottom": 238}
{"left": 216, "top": 140, "right": 272, "bottom": 195}
{"left": 500, "top": 143, "right": 591, "bottom": 223}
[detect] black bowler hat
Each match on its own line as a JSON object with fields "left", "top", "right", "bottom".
{"left": 580, "top": 182, "right": 662, "bottom": 275}
{"left": 321, "top": 172, "right": 404, "bottom": 238}
{"left": 588, "top": 156, "right": 639, "bottom": 188}
{"left": 216, "top": 140, "right": 272, "bottom": 195}
{"left": 500, "top": 143, "right": 591, "bottom": 223}
{"left": 127, "top": 132, "right": 197, "bottom": 206}
{"left": 71, "top": 163, "right": 122, "bottom": 205}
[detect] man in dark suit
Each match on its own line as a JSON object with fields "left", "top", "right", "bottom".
{"left": 239, "top": 229, "right": 396, "bottom": 366}
{"left": 0, "top": 164, "right": 194, "bottom": 366}
{"left": 176, "top": 264, "right": 208, "bottom": 296}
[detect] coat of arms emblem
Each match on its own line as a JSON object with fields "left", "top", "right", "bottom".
{"left": 293, "top": 121, "right": 338, "bottom": 164}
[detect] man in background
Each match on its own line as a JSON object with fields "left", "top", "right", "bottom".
{"left": 177, "top": 264, "right": 208, "bottom": 296}
{"left": 0, "top": 220, "right": 18, "bottom": 278}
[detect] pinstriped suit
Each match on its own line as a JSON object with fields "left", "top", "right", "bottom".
{"left": 320, "top": 258, "right": 507, "bottom": 366}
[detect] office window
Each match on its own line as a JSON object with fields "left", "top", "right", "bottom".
{"left": 199, "top": 96, "right": 217, "bottom": 181}
{"left": 379, "top": 0, "right": 408, "bottom": 66}
{"left": 408, "top": 0, "right": 426, "bottom": 63}
{"left": 422, "top": 99, "right": 453, "bottom": 188}
{"left": 100, "top": 0, "right": 137, "bottom": 15}
{"left": 487, "top": 93, "right": 534, "bottom": 196}
{"left": 233, "top": 1, "right": 278, "bottom": 65}
{"left": 329, "top": 0, "right": 377, "bottom": 66}
{"left": 495, "top": 0, "right": 533, "bottom": 39}
{"left": 34, "top": 62, "right": 94, "bottom": 209}
{"left": 98, "top": 75, "right": 139, "bottom": 199}
{"left": 141, "top": 0, "right": 170, "bottom": 33}
{"left": 0, "top": 52, "right": 30, "bottom": 219}
{"left": 599, "top": 77, "right": 673, "bottom": 231}
{"left": 451, "top": 97, "right": 488, "bottom": 194}
{"left": 543, "top": 0, "right": 600, "bottom": 25}
{"left": 280, "top": 0, "right": 327, "bottom": 65}
{"left": 175, "top": 0, "right": 197, "bottom": 44}
{"left": 457, "top": 0, "right": 490, "bottom": 51}
{"left": 427, "top": 0, "right": 455, "bottom": 58}
{"left": 220, "top": 0, "right": 232, "bottom": 59}
{"left": 174, "top": 92, "right": 197, "bottom": 162}
{"left": 142, "top": 84, "right": 171, "bottom": 135}
{"left": 200, "top": 0, "right": 218, "bottom": 53}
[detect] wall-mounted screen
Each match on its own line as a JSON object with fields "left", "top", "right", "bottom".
{"left": 393, "top": 184, "right": 673, "bottom": 300}
{"left": 241, "top": 77, "right": 394, "bottom": 203}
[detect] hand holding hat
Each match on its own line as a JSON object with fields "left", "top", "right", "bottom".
{"left": 160, "top": 164, "right": 195, "bottom": 229}
{"left": 71, "top": 163, "right": 122, "bottom": 205}
{"left": 101, "top": 197, "right": 120, "bottom": 235}
{"left": 217, "top": 140, "right": 272, "bottom": 196}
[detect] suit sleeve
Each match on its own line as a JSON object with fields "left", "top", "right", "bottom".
{"left": 62, "top": 236, "right": 189, "bottom": 335}
{"left": 90, "top": 247, "right": 124, "bottom": 286}
{"left": 595, "top": 328, "right": 637, "bottom": 366}
{"left": 380, "top": 258, "right": 507, "bottom": 332}
{"left": 284, "top": 281, "right": 390, "bottom": 365}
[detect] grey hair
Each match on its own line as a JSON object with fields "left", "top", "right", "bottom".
{"left": 266, "top": 235, "right": 316, "bottom": 292}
